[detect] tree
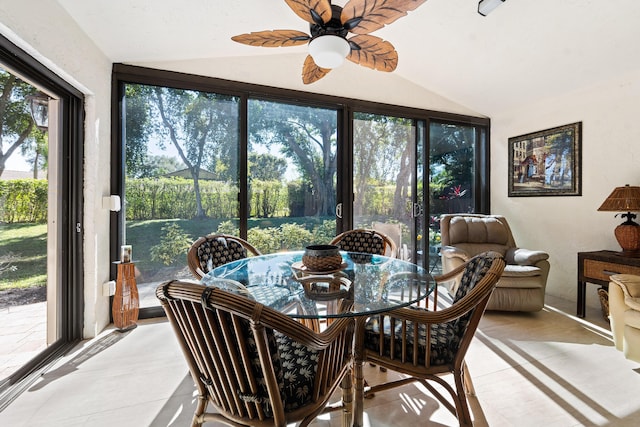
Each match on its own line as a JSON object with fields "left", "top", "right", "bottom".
{"left": 21, "top": 128, "right": 48, "bottom": 179}
{"left": 353, "top": 113, "right": 414, "bottom": 220}
{"left": 248, "top": 100, "right": 337, "bottom": 216}
{"left": 152, "top": 87, "right": 238, "bottom": 218}
{"left": 429, "top": 123, "right": 476, "bottom": 213}
{"left": 0, "top": 70, "right": 40, "bottom": 178}
{"left": 248, "top": 152, "right": 287, "bottom": 181}
{"left": 124, "top": 84, "right": 154, "bottom": 178}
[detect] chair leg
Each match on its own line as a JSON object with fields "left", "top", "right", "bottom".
{"left": 453, "top": 367, "right": 473, "bottom": 427}
{"left": 340, "top": 369, "right": 353, "bottom": 427}
{"left": 192, "top": 395, "right": 207, "bottom": 427}
{"left": 462, "top": 361, "right": 476, "bottom": 396}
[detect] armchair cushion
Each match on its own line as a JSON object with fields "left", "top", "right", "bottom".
{"left": 505, "top": 248, "right": 549, "bottom": 265}
{"left": 502, "top": 265, "right": 544, "bottom": 278}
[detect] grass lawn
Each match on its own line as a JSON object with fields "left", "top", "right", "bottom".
{"left": 0, "top": 223, "right": 47, "bottom": 290}
{"left": 125, "top": 217, "right": 332, "bottom": 278}
{"left": 0, "top": 216, "right": 335, "bottom": 290}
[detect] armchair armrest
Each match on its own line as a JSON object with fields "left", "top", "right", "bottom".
{"left": 610, "top": 274, "right": 640, "bottom": 311}
{"left": 505, "top": 248, "right": 549, "bottom": 266}
{"left": 440, "top": 245, "right": 470, "bottom": 262}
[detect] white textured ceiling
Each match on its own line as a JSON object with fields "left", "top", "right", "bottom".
{"left": 56, "top": 0, "right": 640, "bottom": 116}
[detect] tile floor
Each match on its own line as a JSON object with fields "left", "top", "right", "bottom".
{"left": 0, "top": 300, "right": 47, "bottom": 379}
{"left": 1, "top": 295, "right": 640, "bottom": 427}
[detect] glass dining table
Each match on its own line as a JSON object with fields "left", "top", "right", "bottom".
{"left": 202, "top": 250, "right": 435, "bottom": 427}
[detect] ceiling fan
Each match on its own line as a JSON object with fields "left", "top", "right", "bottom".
{"left": 231, "top": 0, "right": 427, "bottom": 84}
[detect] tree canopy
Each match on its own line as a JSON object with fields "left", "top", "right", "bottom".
{"left": 0, "top": 69, "right": 42, "bottom": 178}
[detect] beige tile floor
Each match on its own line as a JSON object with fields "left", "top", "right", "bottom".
{"left": 1, "top": 294, "right": 640, "bottom": 427}
{"left": 0, "top": 300, "right": 47, "bottom": 379}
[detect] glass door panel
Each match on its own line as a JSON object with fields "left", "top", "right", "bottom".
{"left": 352, "top": 113, "right": 416, "bottom": 260}
{"left": 122, "top": 84, "right": 240, "bottom": 309}
{"left": 0, "top": 68, "right": 55, "bottom": 380}
{"left": 428, "top": 122, "right": 479, "bottom": 274}
{"left": 246, "top": 100, "right": 338, "bottom": 253}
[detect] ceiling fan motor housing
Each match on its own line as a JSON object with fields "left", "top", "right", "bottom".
{"left": 310, "top": 4, "right": 349, "bottom": 39}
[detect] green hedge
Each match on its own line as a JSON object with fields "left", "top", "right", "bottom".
{"left": 0, "top": 176, "right": 400, "bottom": 223}
{"left": 0, "top": 179, "right": 48, "bottom": 223}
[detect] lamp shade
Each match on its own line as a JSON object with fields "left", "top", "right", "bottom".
{"left": 597, "top": 185, "right": 640, "bottom": 212}
{"left": 308, "top": 35, "right": 350, "bottom": 69}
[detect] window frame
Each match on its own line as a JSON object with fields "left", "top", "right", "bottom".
{"left": 111, "top": 64, "right": 490, "bottom": 318}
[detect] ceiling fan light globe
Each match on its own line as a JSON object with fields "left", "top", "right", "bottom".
{"left": 308, "top": 35, "right": 350, "bottom": 69}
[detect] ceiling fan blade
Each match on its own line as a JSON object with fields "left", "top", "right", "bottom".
{"left": 285, "top": 0, "right": 333, "bottom": 25}
{"left": 302, "top": 55, "right": 331, "bottom": 84}
{"left": 341, "top": 0, "right": 427, "bottom": 34}
{"left": 231, "top": 30, "right": 310, "bottom": 47}
{"left": 346, "top": 35, "right": 398, "bottom": 72}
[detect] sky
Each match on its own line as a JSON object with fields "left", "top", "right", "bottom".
{"left": 4, "top": 151, "right": 31, "bottom": 172}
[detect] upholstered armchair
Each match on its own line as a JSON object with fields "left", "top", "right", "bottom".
{"left": 609, "top": 274, "right": 640, "bottom": 363}
{"left": 440, "top": 214, "right": 550, "bottom": 312}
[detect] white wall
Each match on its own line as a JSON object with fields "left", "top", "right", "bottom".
{"left": 491, "top": 70, "right": 640, "bottom": 309}
{"left": 0, "top": 1, "right": 113, "bottom": 337}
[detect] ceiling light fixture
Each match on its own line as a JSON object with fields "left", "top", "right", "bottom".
{"left": 26, "top": 91, "right": 49, "bottom": 131}
{"left": 308, "top": 35, "right": 351, "bottom": 69}
{"left": 478, "top": 0, "right": 505, "bottom": 16}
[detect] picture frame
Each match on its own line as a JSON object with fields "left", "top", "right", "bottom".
{"left": 508, "top": 122, "right": 582, "bottom": 197}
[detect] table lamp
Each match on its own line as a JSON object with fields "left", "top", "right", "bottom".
{"left": 598, "top": 184, "right": 640, "bottom": 255}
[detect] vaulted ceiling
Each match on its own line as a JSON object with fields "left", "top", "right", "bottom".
{"left": 57, "top": 0, "right": 640, "bottom": 116}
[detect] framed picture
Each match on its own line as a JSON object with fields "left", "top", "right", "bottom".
{"left": 508, "top": 122, "right": 582, "bottom": 197}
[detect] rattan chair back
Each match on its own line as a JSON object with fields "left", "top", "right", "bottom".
{"left": 156, "top": 280, "right": 354, "bottom": 427}
{"left": 187, "top": 233, "right": 261, "bottom": 280}
{"left": 356, "top": 251, "right": 505, "bottom": 427}
{"left": 330, "top": 228, "right": 397, "bottom": 258}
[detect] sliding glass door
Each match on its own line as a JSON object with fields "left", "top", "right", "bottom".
{"left": 247, "top": 100, "right": 337, "bottom": 252}
{"left": 120, "top": 83, "right": 241, "bottom": 310}
{"left": 0, "top": 38, "right": 83, "bottom": 408}
{"left": 119, "top": 87, "right": 340, "bottom": 313}
{"left": 352, "top": 112, "right": 416, "bottom": 261}
{"left": 427, "top": 121, "right": 486, "bottom": 274}
{"left": 113, "top": 64, "right": 489, "bottom": 315}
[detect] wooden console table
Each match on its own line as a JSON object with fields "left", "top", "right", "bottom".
{"left": 577, "top": 250, "right": 640, "bottom": 318}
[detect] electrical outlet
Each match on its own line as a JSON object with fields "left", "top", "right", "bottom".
{"left": 102, "top": 280, "right": 116, "bottom": 297}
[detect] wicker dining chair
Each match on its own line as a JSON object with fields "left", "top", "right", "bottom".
{"left": 187, "top": 233, "right": 261, "bottom": 280}
{"left": 157, "top": 280, "right": 355, "bottom": 427}
{"left": 354, "top": 251, "right": 506, "bottom": 427}
{"left": 330, "top": 228, "right": 397, "bottom": 258}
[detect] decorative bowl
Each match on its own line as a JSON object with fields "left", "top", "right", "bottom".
{"left": 302, "top": 244, "right": 343, "bottom": 271}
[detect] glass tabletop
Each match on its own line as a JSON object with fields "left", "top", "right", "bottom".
{"left": 202, "top": 251, "right": 435, "bottom": 319}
